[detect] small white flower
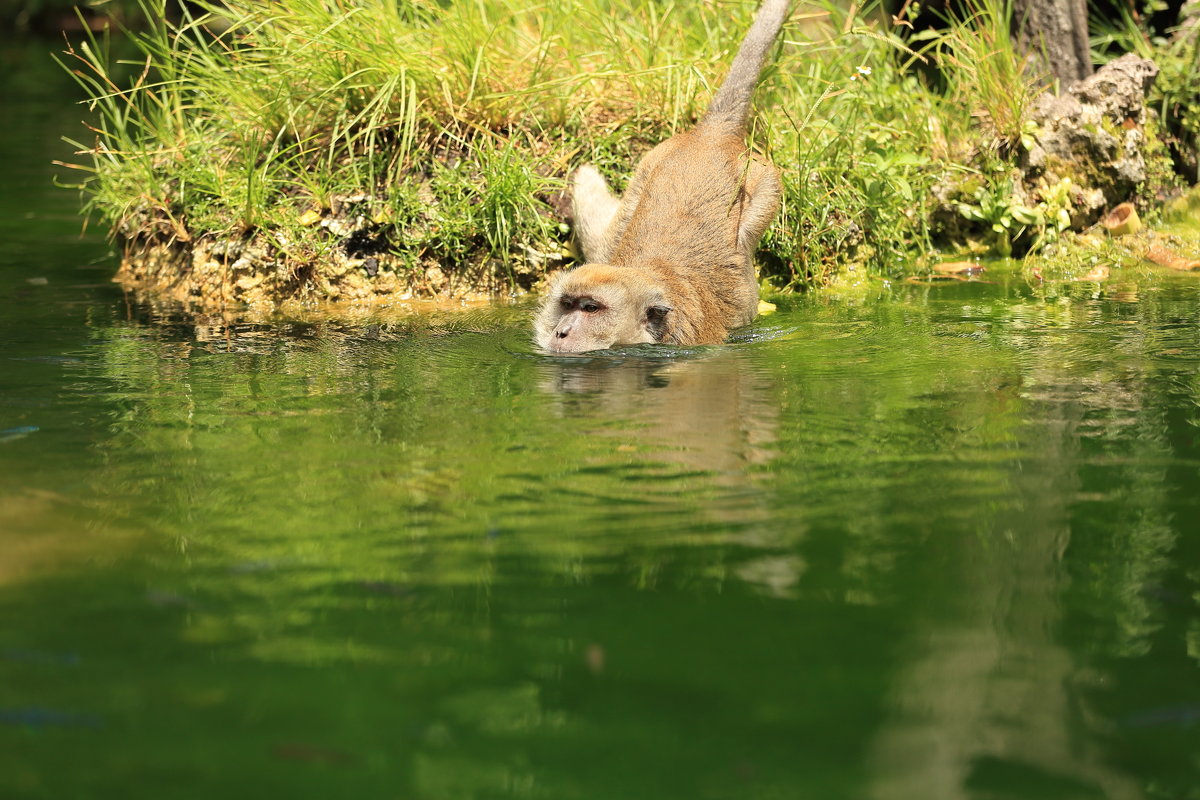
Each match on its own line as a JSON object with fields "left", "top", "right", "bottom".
{"left": 857, "top": 66, "right": 872, "bottom": 76}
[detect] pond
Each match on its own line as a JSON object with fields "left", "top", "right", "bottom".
{"left": 3, "top": 39, "right": 1200, "bottom": 800}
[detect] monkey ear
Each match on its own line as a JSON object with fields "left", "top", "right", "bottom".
{"left": 646, "top": 304, "right": 672, "bottom": 322}
{"left": 645, "top": 304, "right": 672, "bottom": 341}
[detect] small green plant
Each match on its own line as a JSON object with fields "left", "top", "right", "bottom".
{"left": 956, "top": 179, "right": 1037, "bottom": 256}
{"left": 955, "top": 173, "right": 1077, "bottom": 256}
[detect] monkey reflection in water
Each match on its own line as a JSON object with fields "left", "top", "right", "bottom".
{"left": 539, "top": 354, "right": 803, "bottom": 597}
{"left": 534, "top": 0, "right": 791, "bottom": 353}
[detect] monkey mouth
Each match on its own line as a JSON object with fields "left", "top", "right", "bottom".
{"left": 546, "top": 342, "right": 600, "bottom": 355}
{"left": 541, "top": 335, "right": 616, "bottom": 355}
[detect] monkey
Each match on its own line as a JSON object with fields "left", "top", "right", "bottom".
{"left": 534, "top": 0, "right": 790, "bottom": 353}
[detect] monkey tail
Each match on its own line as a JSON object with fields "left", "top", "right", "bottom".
{"left": 703, "top": 0, "right": 791, "bottom": 127}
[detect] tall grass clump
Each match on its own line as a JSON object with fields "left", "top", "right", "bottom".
{"left": 57, "top": 0, "right": 1058, "bottom": 304}
{"left": 906, "top": 0, "right": 1063, "bottom": 257}
{"left": 754, "top": 5, "right": 942, "bottom": 283}
{"left": 929, "top": 0, "right": 1042, "bottom": 150}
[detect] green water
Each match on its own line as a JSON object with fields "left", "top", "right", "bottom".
{"left": 4, "top": 42, "right": 1200, "bottom": 800}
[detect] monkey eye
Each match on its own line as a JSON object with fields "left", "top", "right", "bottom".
{"left": 580, "top": 300, "right": 602, "bottom": 313}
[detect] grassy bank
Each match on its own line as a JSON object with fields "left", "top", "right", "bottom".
{"left": 60, "top": 0, "right": 1200, "bottom": 307}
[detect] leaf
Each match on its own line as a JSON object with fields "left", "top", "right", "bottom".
{"left": 1010, "top": 205, "right": 1040, "bottom": 225}
{"left": 932, "top": 260, "right": 984, "bottom": 275}
{"left": 957, "top": 203, "right": 985, "bottom": 221}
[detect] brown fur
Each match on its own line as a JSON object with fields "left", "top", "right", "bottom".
{"left": 535, "top": 0, "right": 789, "bottom": 353}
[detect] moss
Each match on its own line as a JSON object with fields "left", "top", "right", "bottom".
{"left": 1138, "top": 112, "right": 1186, "bottom": 215}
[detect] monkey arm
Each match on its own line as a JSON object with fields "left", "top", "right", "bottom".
{"left": 571, "top": 166, "right": 621, "bottom": 263}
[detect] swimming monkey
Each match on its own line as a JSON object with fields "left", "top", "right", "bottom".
{"left": 535, "top": 0, "right": 790, "bottom": 353}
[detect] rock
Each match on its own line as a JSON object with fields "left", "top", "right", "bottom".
{"left": 424, "top": 265, "right": 447, "bottom": 292}
{"left": 235, "top": 272, "right": 264, "bottom": 291}
{"left": 1023, "top": 54, "right": 1161, "bottom": 221}
{"left": 1070, "top": 54, "right": 1158, "bottom": 119}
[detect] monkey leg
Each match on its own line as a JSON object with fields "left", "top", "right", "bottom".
{"left": 571, "top": 165, "right": 622, "bottom": 263}
{"left": 736, "top": 159, "right": 782, "bottom": 264}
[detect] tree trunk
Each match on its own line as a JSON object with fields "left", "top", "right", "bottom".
{"left": 1012, "top": 0, "right": 1093, "bottom": 84}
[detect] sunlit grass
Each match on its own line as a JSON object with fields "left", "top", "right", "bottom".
{"left": 56, "top": 0, "right": 1039, "bottom": 295}
{"left": 928, "top": 0, "right": 1044, "bottom": 150}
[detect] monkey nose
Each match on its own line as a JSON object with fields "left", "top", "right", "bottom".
{"left": 555, "top": 325, "right": 572, "bottom": 339}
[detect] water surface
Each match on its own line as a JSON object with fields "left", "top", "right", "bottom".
{"left": 3, "top": 40, "right": 1200, "bottom": 800}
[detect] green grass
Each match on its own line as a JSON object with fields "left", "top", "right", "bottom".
{"left": 55, "top": 0, "right": 1092, "bottom": 302}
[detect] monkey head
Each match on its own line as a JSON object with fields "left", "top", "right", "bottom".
{"left": 534, "top": 264, "right": 673, "bottom": 353}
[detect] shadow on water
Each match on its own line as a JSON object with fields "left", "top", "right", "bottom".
{"left": 3, "top": 36, "right": 1200, "bottom": 800}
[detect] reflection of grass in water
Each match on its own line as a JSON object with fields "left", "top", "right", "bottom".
{"left": 78, "top": 287, "right": 1032, "bottom": 594}
{"left": 6, "top": 275, "right": 1200, "bottom": 797}
{"left": 0, "top": 548, "right": 898, "bottom": 799}
{"left": 0, "top": 488, "right": 140, "bottom": 586}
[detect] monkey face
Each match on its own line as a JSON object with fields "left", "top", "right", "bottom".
{"left": 534, "top": 265, "right": 672, "bottom": 353}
